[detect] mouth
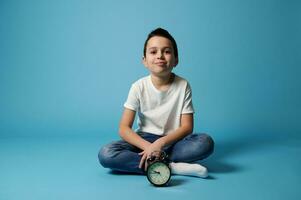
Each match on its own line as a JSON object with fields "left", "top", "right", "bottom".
{"left": 155, "top": 62, "right": 167, "bottom": 66}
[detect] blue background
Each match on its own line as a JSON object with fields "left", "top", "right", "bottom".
{"left": 0, "top": 0, "right": 301, "bottom": 200}
{"left": 1, "top": 0, "right": 300, "bottom": 138}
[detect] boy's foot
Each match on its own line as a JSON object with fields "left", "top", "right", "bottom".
{"left": 169, "top": 162, "right": 208, "bottom": 178}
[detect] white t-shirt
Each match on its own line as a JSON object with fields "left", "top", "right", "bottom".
{"left": 124, "top": 73, "right": 194, "bottom": 136}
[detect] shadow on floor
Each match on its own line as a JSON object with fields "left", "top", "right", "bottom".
{"left": 109, "top": 170, "right": 190, "bottom": 186}
{"left": 109, "top": 170, "right": 144, "bottom": 175}
{"left": 199, "top": 131, "right": 299, "bottom": 174}
{"left": 167, "top": 178, "right": 188, "bottom": 186}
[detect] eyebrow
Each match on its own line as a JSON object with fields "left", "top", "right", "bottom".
{"left": 147, "top": 47, "right": 172, "bottom": 50}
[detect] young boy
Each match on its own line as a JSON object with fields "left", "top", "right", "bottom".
{"left": 98, "top": 28, "right": 214, "bottom": 178}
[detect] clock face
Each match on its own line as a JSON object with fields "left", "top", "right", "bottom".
{"left": 147, "top": 161, "right": 171, "bottom": 186}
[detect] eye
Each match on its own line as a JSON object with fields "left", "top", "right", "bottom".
{"left": 150, "top": 51, "right": 156, "bottom": 54}
{"left": 164, "top": 48, "right": 172, "bottom": 54}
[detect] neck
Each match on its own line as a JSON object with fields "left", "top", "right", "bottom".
{"left": 150, "top": 73, "right": 174, "bottom": 87}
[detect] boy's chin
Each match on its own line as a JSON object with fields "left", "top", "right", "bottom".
{"left": 153, "top": 67, "right": 173, "bottom": 73}
{"left": 150, "top": 71, "right": 173, "bottom": 77}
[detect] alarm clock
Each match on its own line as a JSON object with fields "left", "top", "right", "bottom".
{"left": 146, "top": 151, "right": 171, "bottom": 186}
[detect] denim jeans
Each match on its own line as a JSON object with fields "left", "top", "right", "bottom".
{"left": 98, "top": 132, "right": 214, "bottom": 174}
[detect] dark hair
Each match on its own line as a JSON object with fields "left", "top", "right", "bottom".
{"left": 143, "top": 28, "right": 178, "bottom": 59}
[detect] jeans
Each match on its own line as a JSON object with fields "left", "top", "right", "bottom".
{"left": 98, "top": 132, "right": 214, "bottom": 174}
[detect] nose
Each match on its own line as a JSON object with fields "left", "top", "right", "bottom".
{"left": 156, "top": 51, "right": 164, "bottom": 59}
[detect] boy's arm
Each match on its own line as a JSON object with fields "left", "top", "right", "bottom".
{"left": 157, "top": 113, "right": 194, "bottom": 147}
{"left": 119, "top": 108, "right": 151, "bottom": 150}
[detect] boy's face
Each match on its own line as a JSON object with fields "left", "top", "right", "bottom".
{"left": 143, "top": 36, "right": 178, "bottom": 77}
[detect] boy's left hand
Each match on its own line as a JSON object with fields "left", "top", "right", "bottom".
{"left": 139, "top": 139, "right": 165, "bottom": 171}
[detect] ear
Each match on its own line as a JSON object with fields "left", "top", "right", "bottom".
{"left": 174, "top": 57, "right": 179, "bottom": 67}
{"left": 142, "top": 56, "right": 147, "bottom": 66}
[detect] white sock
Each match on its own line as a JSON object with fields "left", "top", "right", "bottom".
{"left": 169, "top": 162, "right": 208, "bottom": 178}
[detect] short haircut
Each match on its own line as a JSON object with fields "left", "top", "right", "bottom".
{"left": 143, "top": 28, "right": 178, "bottom": 59}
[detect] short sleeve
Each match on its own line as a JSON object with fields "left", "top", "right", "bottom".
{"left": 123, "top": 84, "right": 140, "bottom": 111}
{"left": 182, "top": 82, "right": 195, "bottom": 114}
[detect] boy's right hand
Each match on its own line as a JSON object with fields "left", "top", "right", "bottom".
{"left": 138, "top": 139, "right": 164, "bottom": 171}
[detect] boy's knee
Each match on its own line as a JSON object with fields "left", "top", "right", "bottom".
{"left": 199, "top": 133, "right": 215, "bottom": 156}
{"left": 205, "top": 134, "right": 215, "bottom": 155}
{"left": 98, "top": 144, "right": 115, "bottom": 168}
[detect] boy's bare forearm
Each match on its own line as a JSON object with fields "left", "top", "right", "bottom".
{"left": 159, "top": 126, "right": 193, "bottom": 147}
{"left": 119, "top": 126, "right": 151, "bottom": 150}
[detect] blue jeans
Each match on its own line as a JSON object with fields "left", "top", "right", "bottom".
{"left": 98, "top": 132, "right": 214, "bottom": 174}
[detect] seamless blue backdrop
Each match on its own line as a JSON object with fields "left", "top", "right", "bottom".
{"left": 1, "top": 0, "right": 300, "bottom": 139}
{"left": 1, "top": 1, "right": 301, "bottom": 200}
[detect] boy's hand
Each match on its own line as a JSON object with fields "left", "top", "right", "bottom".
{"left": 138, "top": 139, "right": 165, "bottom": 171}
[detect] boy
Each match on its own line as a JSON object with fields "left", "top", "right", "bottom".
{"left": 98, "top": 28, "right": 214, "bottom": 178}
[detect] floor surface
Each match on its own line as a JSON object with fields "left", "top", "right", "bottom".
{"left": 1, "top": 132, "right": 300, "bottom": 200}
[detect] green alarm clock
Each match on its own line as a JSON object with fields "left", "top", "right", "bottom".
{"left": 146, "top": 151, "right": 171, "bottom": 187}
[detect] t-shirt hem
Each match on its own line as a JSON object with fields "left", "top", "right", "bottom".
{"left": 135, "top": 128, "right": 164, "bottom": 136}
